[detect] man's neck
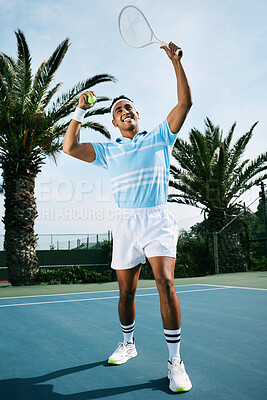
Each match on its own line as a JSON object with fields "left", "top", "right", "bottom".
{"left": 120, "top": 126, "right": 140, "bottom": 140}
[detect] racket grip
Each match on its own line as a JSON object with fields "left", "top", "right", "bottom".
{"left": 159, "top": 41, "right": 183, "bottom": 57}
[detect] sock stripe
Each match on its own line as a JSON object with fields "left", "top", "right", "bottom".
{"left": 166, "top": 338, "right": 181, "bottom": 343}
{"left": 164, "top": 328, "right": 181, "bottom": 334}
{"left": 165, "top": 333, "right": 181, "bottom": 338}
{"left": 121, "top": 322, "right": 135, "bottom": 328}
{"left": 164, "top": 328, "right": 181, "bottom": 362}
{"left": 121, "top": 322, "right": 135, "bottom": 343}
{"left": 122, "top": 327, "right": 135, "bottom": 333}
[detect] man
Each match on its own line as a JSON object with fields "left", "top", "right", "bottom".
{"left": 63, "top": 41, "right": 192, "bottom": 393}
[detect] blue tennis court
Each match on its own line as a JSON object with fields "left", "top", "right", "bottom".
{"left": 1, "top": 284, "right": 266, "bottom": 399}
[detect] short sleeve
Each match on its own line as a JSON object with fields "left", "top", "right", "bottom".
{"left": 158, "top": 118, "right": 178, "bottom": 147}
{"left": 91, "top": 142, "right": 108, "bottom": 169}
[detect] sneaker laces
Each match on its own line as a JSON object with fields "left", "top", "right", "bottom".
{"left": 172, "top": 360, "right": 185, "bottom": 375}
{"left": 116, "top": 342, "right": 130, "bottom": 352}
{"left": 116, "top": 342, "right": 125, "bottom": 351}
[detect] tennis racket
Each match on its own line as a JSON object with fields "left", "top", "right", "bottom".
{"left": 118, "top": 5, "right": 182, "bottom": 56}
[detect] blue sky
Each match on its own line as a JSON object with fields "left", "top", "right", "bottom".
{"left": 0, "top": 0, "right": 266, "bottom": 235}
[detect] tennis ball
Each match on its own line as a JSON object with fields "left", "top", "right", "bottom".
{"left": 87, "top": 94, "right": 96, "bottom": 104}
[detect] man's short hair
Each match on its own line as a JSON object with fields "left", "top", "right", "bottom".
{"left": 110, "top": 95, "right": 137, "bottom": 118}
{"left": 110, "top": 95, "right": 134, "bottom": 111}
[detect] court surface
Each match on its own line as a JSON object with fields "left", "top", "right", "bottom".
{"left": 1, "top": 282, "right": 267, "bottom": 399}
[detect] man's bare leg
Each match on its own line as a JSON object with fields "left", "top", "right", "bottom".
{"left": 116, "top": 264, "right": 141, "bottom": 326}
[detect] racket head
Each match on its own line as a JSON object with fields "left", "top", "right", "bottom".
{"left": 118, "top": 5, "right": 157, "bottom": 49}
{"left": 118, "top": 5, "right": 183, "bottom": 57}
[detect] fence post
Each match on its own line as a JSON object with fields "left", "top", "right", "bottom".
{"left": 213, "top": 232, "right": 219, "bottom": 274}
{"left": 243, "top": 203, "right": 251, "bottom": 270}
{"left": 260, "top": 182, "right": 267, "bottom": 254}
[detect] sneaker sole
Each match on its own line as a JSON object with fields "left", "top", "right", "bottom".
{"left": 168, "top": 370, "right": 192, "bottom": 392}
{"left": 169, "top": 382, "right": 192, "bottom": 393}
{"left": 108, "top": 351, "right": 137, "bottom": 365}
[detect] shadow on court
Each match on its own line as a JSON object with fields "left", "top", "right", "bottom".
{"left": 0, "top": 360, "right": 172, "bottom": 399}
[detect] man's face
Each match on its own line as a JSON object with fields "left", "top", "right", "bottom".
{"left": 112, "top": 100, "right": 140, "bottom": 133}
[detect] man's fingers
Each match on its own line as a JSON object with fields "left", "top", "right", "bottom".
{"left": 78, "top": 91, "right": 97, "bottom": 110}
{"left": 168, "top": 42, "right": 178, "bottom": 53}
{"left": 85, "top": 91, "right": 97, "bottom": 104}
{"left": 160, "top": 45, "right": 169, "bottom": 51}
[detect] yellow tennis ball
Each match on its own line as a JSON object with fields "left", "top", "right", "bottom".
{"left": 87, "top": 94, "right": 96, "bottom": 104}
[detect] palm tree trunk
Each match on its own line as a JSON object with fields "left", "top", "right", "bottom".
{"left": 2, "top": 161, "right": 39, "bottom": 285}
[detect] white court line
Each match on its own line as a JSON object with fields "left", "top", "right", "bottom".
{"left": 2, "top": 281, "right": 265, "bottom": 302}
{"left": 0, "top": 284, "right": 198, "bottom": 301}
{"left": 0, "top": 287, "right": 229, "bottom": 308}
{"left": 195, "top": 283, "right": 267, "bottom": 291}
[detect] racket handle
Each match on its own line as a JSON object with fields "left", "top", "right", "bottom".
{"left": 160, "top": 41, "right": 183, "bottom": 57}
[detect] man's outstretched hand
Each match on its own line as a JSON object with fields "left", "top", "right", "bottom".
{"left": 160, "top": 41, "right": 183, "bottom": 61}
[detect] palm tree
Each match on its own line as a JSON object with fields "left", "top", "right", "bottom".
{"left": 0, "top": 30, "right": 116, "bottom": 285}
{"left": 169, "top": 118, "right": 267, "bottom": 272}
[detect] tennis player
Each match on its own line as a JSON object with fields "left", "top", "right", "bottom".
{"left": 63, "top": 41, "right": 192, "bottom": 393}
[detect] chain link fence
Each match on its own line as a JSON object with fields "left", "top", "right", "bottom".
{"left": 0, "top": 232, "right": 113, "bottom": 285}
{"left": 36, "top": 233, "right": 110, "bottom": 251}
{"left": 173, "top": 200, "right": 267, "bottom": 278}
{"left": 0, "top": 233, "right": 111, "bottom": 251}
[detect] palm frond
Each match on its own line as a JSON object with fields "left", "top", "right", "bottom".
{"left": 205, "top": 118, "right": 222, "bottom": 147}
{"left": 49, "top": 75, "right": 116, "bottom": 114}
{"left": 0, "top": 53, "right": 15, "bottom": 90}
{"left": 225, "top": 122, "right": 258, "bottom": 178}
{"left": 0, "top": 73, "right": 11, "bottom": 107}
{"left": 168, "top": 193, "right": 199, "bottom": 207}
{"left": 82, "top": 121, "right": 111, "bottom": 139}
{"left": 189, "top": 128, "right": 210, "bottom": 179}
{"left": 226, "top": 153, "right": 267, "bottom": 201}
{"left": 228, "top": 174, "right": 267, "bottom": 206}
{"left": 85, "top": 106, "right": 111, "bottom": 118}
{"left": 28, "top": 38, "right": 70, "bottom": 113}
{"left": 0, "top": 30, "right": 115, "bottom": 166}
{"left": 41, "top": 82, "right": 63, "bottom": 108}
{"left": 172, "top": 138, "right": 198, "bottom": 175}
{"left": 57, "top": 74, "right": 117, "bottom": 103}
{"left": 13, "top": 30, "right": 32, "bottom": 105}
{"left": 169, "top": 118, "right": 265, "bottom": 216}
{"left": 223, "top": 121, "right": 236, "bottom": 151}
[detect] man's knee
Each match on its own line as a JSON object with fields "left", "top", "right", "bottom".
{"left": 119, "top": 287, "right": 136, "bottom": 305}
{"left": 155, "top": 275, "right": 176, "bottom": 299}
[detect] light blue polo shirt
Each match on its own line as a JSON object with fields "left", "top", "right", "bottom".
{"left": 91, "top": 118, "right": 177, "bottom": 208}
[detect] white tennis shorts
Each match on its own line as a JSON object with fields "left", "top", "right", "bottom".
{"left": 111, "top": 205, "right": 178, "bottom": 270}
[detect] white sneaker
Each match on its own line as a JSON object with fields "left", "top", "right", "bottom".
{"left": 168, "top": 357, "right": 192, "bottom": 392}
{"left": 108, "top": 340, "right": 137, "bottom": 365}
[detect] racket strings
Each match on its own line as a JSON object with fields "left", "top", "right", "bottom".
{"left": 119, "top": 7, "right": 154, "bottom": 48}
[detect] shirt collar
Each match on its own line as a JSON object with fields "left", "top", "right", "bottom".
{"left": 116, "top": 131, "right": 147, "bottom": 143}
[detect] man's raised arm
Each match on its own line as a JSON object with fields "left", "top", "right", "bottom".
{"left": 160, "top": 42, "right": 192, "bottom": 134}
{"left": 63, "top": 91, "right": 96, "bottom": 163}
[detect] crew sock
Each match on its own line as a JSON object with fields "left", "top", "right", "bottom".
{"left": 121, "top": 321, "right": 135, "bottom": 343}
{"left": 164, "top": 328, "right": 181, "bottom": 362}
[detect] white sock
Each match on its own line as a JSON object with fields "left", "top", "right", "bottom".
{"left": 164, "top": 328, "right": 181, "bottom": 362}
{"left": 121, "top": 322, "right": 135, "bottom": 343}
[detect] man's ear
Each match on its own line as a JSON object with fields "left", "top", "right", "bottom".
{"left": 112, "top": 119, "right": 117, "bottom": 127}
{"left": 136, "top": 111, "right": 140, "bottom": 119}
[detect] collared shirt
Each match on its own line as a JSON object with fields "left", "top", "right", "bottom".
{"left": 91, "top": 118, "right": 177, "bottom": 208}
